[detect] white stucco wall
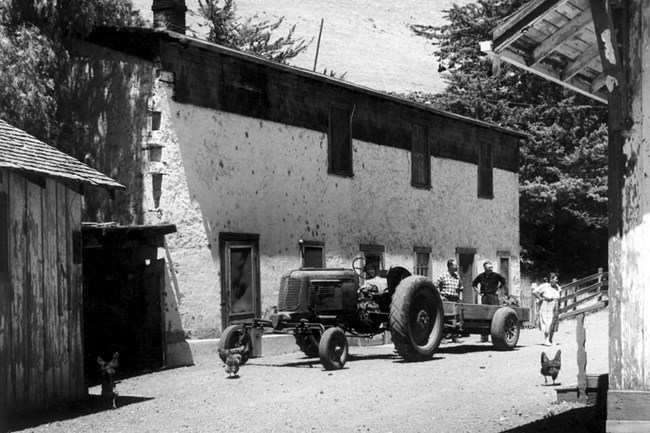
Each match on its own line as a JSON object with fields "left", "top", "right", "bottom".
{"left": 145, "top": 74, "right": 520, "bottom": 339}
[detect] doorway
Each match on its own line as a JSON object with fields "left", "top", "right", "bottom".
{"left": 219, "top": 233, "right": 261, "bottom": 329}
{"left": 457, "top": 248, "right": 476, "bottom": 304}
{"left": 498, "top": 252, "right": 511, "bottom": 296}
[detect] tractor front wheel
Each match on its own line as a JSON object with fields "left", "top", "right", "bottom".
{"left": 219, "top": 324, "right": 252, "bottom": 365}
{"left": 318, "top": 327, "right": 349, "bottom": 370}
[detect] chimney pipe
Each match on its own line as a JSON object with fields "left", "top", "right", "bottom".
{"left": 152, "top": 0, "right": 187, "bottom": 34}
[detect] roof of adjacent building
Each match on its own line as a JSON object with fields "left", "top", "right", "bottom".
{"left": 0, "top": 118, "right": 124, "bottom": 190}
{"left": 82, "top": 27, "right": 528, "bottom": 139}
{"left": 489, "top": 0, "right": 610, "bottom": 104}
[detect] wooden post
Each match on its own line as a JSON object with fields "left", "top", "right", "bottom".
{"left": 313, "top": 18, "right": 324, "bottom": 72}
{"left": 576, "top": 312, "right": 587, "bottom": 404}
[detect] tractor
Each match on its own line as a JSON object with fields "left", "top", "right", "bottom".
{"left": 219, "top": 257, "right": 528, "bottom": 370}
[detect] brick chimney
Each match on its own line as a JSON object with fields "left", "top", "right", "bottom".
{"left": 152, "top": 0, "right": 187, "bottom": 34}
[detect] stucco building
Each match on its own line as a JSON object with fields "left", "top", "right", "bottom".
{"left": 70, "top": 2, "right": 525, "bottom": 365}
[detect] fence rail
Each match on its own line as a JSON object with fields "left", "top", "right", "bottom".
{"left": 558, "top": 268, "right": 609, "bottom": 320}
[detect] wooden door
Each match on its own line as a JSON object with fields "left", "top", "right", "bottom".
{"left": 458, "top": 252, "right": 475, "bottom": 303}
{"left": 141, "top": 259, "right": 165, "bottom": 369}
{"left": 220, "top": 234, "right": 261, "bottom": 329}
{"left": 499, "top": 256, "right": 510, "bottom": 296}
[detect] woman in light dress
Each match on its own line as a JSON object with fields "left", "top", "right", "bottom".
{"left": 533, "top": 272, "right": 561, "bottom": 346}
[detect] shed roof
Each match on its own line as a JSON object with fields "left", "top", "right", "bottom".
{"left": 0, "top": 118, "right": 124, "bottom": 190}
{"left": 82, "top": 222, "right": 177, "bottom": 238}
{"left": 488, "top": 0, "right": 615, "bottom": 104}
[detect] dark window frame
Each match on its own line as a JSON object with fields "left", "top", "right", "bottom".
{"left": 478, "top": 139, "right": 494, "bottom": 198}
{"left": 328, "top": 102, "right": 353, "bottom": 177}
{"left": 413, "top": 246, "right": 432, "bottom": 277}
{"left": 411, "top": 123, "right": 431, "bottom": 189}
{"left": 360, "top": 243, "right": 385, "bottom": 274}
{"left": 301, "top": 240, "right": 325, "bottom": 268}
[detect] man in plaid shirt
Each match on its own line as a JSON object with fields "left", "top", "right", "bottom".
{"left": 434, "top": 259, "right": 463, "bottom": 302}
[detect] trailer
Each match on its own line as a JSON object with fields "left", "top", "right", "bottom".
{"left": 442, "top": 302, "right": 531, "bottom": 350}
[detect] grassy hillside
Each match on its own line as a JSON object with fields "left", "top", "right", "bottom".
{"left": 132, "top": 0, "right": 474, "bottom": 95}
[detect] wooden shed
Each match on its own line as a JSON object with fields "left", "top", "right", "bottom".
{"left": 0, "top": 119, "right": 123, "bottom": 416}
{"left": 82, "top": 222, "right": 177, "bottom": 379}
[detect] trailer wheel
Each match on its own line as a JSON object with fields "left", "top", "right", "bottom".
{"left": 491, "top": 307, "right": 520, "bottom": 350}
{"left": 319, "top": 327, "right": 348, "bottom": 370}
{"left": 389, "top": 276, "right": 444, "bottom": 362}
{"left": 219, "top": 324, "right": 252, "bottom": 365}
{"left": 295, "top": 329, "right": 321, "bottom": 358}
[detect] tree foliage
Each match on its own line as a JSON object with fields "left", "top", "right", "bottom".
{"left": 0, "top": 0, "right": 143, "bottom": 144}
{"left": 409, "top": 0, "right": 609, "bottom": 280}
{"left": 198, "top": 0, "right": 310, "bottom": 64}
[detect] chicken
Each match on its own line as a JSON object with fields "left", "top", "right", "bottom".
{"left": 218, "top": 347, "right": 244, "bottom": 378}
{"left": 540, "top": 350, "right": 561, "bottom": 385}
{"left": 97, "top": 352, "right": 120, "bottom": 408}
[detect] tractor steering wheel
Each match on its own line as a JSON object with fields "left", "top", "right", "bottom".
{"left": 352, "top": 257, "right": 378, "bottom": 280}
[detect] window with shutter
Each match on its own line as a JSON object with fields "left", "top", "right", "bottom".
{"left": 411, "top": 124, "right": 430, "bottom": 188}
{"left": 301, "top": 240, "right": 325, "bottom": 268}
{"left": 478, "top": 140, "right": 493, "bottom": 198}
{"left": 414, "top": 246, "right": 432, "bottom": 277}
{"left": 328, "top": 104, "right": 353, "bottom": 176}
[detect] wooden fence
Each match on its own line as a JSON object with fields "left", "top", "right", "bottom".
{"left": 558, "top": 268, "right": 609, "bottom": 320}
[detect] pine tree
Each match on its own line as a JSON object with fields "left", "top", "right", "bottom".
{"left": 198, "top": 0, "right": 309, "bottom": 64}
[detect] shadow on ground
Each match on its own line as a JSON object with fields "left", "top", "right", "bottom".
{"left": 249, "top": 352, "right": 403, "bottom": 369}
{"left": 3, "top": 395, "right": 153, "bottom": 433}
{"left": 437, "top": 344, "right": 506, "bottom": 354}
{"left": 502, "top": 404, "right": 606, "bottom": 433}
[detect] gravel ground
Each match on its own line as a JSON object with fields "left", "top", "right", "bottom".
{"left": 4, "top": 310, "right": 608, "bottom": 433}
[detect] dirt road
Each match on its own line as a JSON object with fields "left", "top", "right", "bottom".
{"left": 5, "top": 310, "right": 608, "bottom": 433}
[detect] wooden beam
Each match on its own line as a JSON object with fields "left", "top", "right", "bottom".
{"left": 561, "top": 43, "right": 600, "bottom": 81}
{"left": 589, "top": 0, "right": 624, "bottom": 128}
{"left": 493, "top": 0, "right": 566, "bottom": 52}
{"left": 530, "top": 8, "right": 593, "bottom": 65}
{"left": 608, "top": 390, "right": 650, "bottom": 422}
{"left": 499, "top": 50, "right": 608, "bottom": 103}
{"left": 590, "top": 71, "right": 607, "bottom": 92}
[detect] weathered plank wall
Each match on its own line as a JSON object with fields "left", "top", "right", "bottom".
{"left": 605, "top": 2, "right": 650, "bottom": 431}
{"left": 0, "top": 171, "right": 85, "bottom": 416}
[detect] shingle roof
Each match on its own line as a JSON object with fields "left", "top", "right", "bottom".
{"left": 0, "top": 118, "right": 124, "bottom": 189}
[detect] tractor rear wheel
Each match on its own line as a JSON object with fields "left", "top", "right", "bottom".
{"left": 389, "top": 276, "right": 444, "bottom": 362}
{"left": 318, "top": 327, "right": 349, "bottom": 370}
{"left": 219, "top": 324, "right": 252, "bottom": 365}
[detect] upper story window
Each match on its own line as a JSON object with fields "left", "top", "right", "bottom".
{"left": 411, "top": 123, "right": 431, "bottom": 188}
{"left": 328, "top": 103, "right": 353, "bottom": 177}
{"left": 478, "top": 140, "right": 493, "bottom": 198}
{"left": 413, "top": 246, "right": 431, "bottom": 277}
{"left": 301, "top": 240, "right": 325, "bottom": 268}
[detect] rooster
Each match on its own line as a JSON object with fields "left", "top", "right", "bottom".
{"left": 97, "top": 352, "right": 120, "bottom": 409}
{"left": 218, "top": 346, "right": 245, "bottom": 378}
{"left": 540, "top": 350, "right": 561, "bottom": 385}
